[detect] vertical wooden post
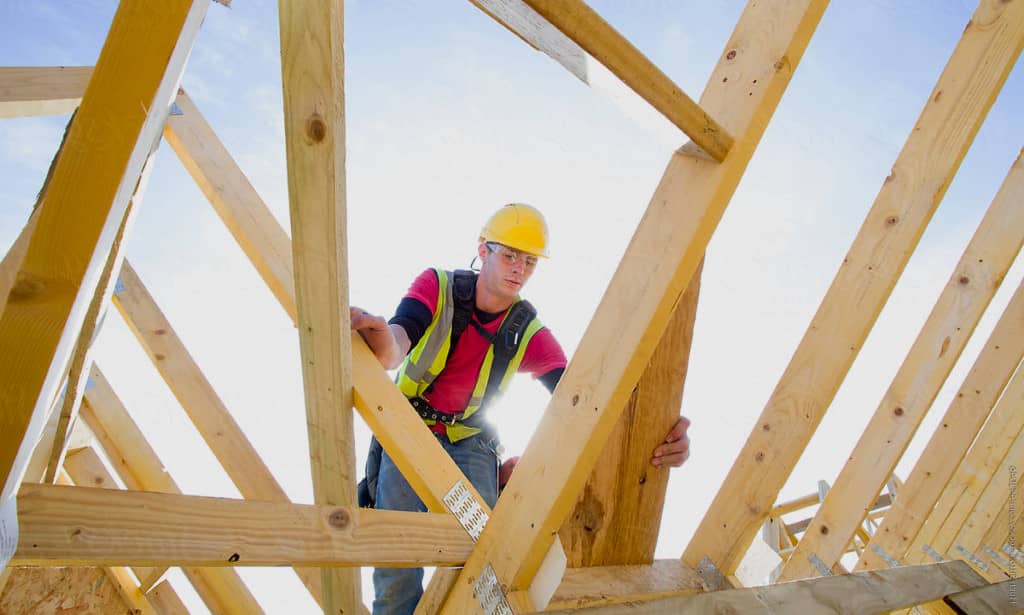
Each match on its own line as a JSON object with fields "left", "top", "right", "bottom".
{"left": 278, "top": 0, "right": 361, "bottom": 612}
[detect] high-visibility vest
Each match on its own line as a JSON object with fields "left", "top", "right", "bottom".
{"left": 395, "top": 268, "right": 543, "bottom": 442}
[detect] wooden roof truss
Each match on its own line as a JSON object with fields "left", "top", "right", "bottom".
{"left": 1, "top": 0, "right": 1023, "bottom": 613}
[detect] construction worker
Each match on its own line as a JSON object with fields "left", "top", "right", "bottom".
{"left": 351, "top": 203, "right": 690, "bottom": 615}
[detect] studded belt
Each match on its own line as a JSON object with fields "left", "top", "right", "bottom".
{"left": 408, "top": 396, "right": 466, "bottom": 427}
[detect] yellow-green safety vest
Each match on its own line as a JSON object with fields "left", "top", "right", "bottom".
{"left": 395, "top": 268, "right": 544, "bottom": 442}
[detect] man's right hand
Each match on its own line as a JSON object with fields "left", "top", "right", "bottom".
{"left": 350, "top": 307, "right": 410, "bottom": 369}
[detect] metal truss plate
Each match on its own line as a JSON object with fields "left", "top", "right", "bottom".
{"left": 443, "top": 479, "right": 488, "bottom": 542}
{"left": 474, "top": 563, "right": 513, "bottom": 615}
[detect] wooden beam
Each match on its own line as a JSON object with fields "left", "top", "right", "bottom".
{"left": 41, "top": 148, "right": 157, "bottom": 485}
{"left": 770, "top": 492, "right": 822, "bottom": 518}
{"left": 546, "top": 560, "right": 704, "bottom": 611}
{"left": 163, "top": 89, "right": 297, "bottom": 323}
{"left": 468, "top": 0, "right": 729, "bottom": 156}
{"left": 137, "top": 566, "right": 171, "bottom": 594}
{"left": 778, "top": 146, "right": 1024, "bottom": 580}
{"left": 541, "top": 562, "right": 988, "bottom": 614}
{"left": 79, "top": 364, "right": 173, "bottom": 493}
{"left": 560, "top": 263, "right": 701, "bottom": 566}
{"left": 0, "top": 0, "right": 209, "bottom": 534}
{"left": 149, "top": 580, "right": 190, "bottom": 615}
{"left": 60, "top": 448, "right": 173, "bottom": 615}
{"left": 0, "top": 66, "right": 91, "bottom": 118}
{"left": 58, "top": 466, "right": 162, "bottom": 612}
{"left": 944, "top": 579, "right": 1023, "bottom": 614}
{"left": 14, "top": 483, "right": 473, "bottom": 567}
{"left": 79, "top": 363, "right": 266, "bottom": 615}
{"left": 162, "top": 74, "right": 492, "bottom": 523}
{"left": 112, "top": 260, "right": 294, "bottom": 499}
{"left": 440, "top": 1, "right": 830, "bottom": 611}
{"left": 0, "top": 208, "right": 39, "bottom": 324}
{"left": 859, "top": 293, "right": 1024, "bottom": 571}
{"left": 1, "top": 111, "right": 79, "bottom": 321}
{"left": 277, "top": 0, "right": 360, "bottom": 611}
{"left": 102, "top": 565, "right": 159, "bottom": 615}
{"left": 943, "top": 427, "right": 1024, "bottom": 558}
{"left": 684, "top": 0, "right": 1024, "bottom": 575}
{"left": 514, "top": 0, "right": 732, "bottom": 160}
{"left": 906, "top": 350, "right": 1024, "bottom": 564}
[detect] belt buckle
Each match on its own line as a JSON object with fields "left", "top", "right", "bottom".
{"left": 441, "top": 413, "right": 458, "bottom": 427}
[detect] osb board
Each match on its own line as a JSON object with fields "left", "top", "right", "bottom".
{"left": 0, "top": 566, "right": 133, "bottom": 614}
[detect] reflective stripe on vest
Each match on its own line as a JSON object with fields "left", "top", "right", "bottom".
{"left": 395, "top": 268, "right": 542, "bottom": 442}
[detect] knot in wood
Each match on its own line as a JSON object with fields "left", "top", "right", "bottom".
{"left": 726, "top": 49, "right": 737, "bottom": 60}
{"left": 885, "top": 215, "right": 899, "bottom": 226}
{"left": 329, "top": 509, "right": 350, "bottom": 529}
{"left": 894, "top": 406, "right": 904, "bottom": 416}
{"left": 571, "top": 394, "right": 579, "bottom": 406}
{"left": 958, "top": 275, "right": 970, "bottom": 285}
{"left": 10, "top": 272, "right": 45, "bottom": 299}
{"left": 305, "top": 114, "right": 328, "bottom": 143}
{"left": 820, "top": 525, "right": 829, "bottom": 535}
{"left": 228, "top": 553, "right": 240, "bottom": 562}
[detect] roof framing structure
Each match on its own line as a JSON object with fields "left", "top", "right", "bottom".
{"left": 1, "top": 0, "right": 1023, "bottom": 613}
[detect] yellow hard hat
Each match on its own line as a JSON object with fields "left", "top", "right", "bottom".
{"left": 479, "top": 203, "right": 550, "bottom": 258}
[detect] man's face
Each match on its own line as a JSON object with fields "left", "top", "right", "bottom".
{"left": 477, "top": 242, "right": 538, "bottom": 304}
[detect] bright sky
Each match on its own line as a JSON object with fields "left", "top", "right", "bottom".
{"left": 2, "top": 1, "right": 1024, "bottom": 612}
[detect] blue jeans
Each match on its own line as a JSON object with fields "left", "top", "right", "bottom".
{"left": 372, "top": 433, "right": 500, "bottom": 615}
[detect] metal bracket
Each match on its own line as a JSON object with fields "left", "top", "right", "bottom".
{"left": 982, "top": 545, "right": 1012, "bottom": 570}
{"left": 870, "top": 543, "right": 900, "bottom": 568}
{"left": 695, "top": 556, "right": 734, "bottom": 591}
{"left": 807, "top": 553, "right": 834, "bottom": 577}
{"left": 1002, "top": 543, "right": 1024, "bottom": 564}
{"left": 443, "top": 479, "right": 489, "bottom": 542}
{"left": 474, "top": 563, "right": 513, "bottom": 615}
{"left": 921, "top": 544, "right": 945, "bottom": 562}
{"left": 954, "top": 545, "right": 988, "bottom": 571}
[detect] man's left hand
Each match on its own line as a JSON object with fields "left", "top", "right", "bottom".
{"left": 652, "top": 416, "right": 690, "bottom": 468}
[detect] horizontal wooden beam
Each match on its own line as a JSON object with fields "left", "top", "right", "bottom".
{"left": 779, "top": 142, "right": 1024, "bottom": 580}
{"left": 542, "top": 562, "right": 988, "bottom": 614}
{"left": 944, "top": 578, "right": 1022, "bottom": 614}
{"left": 547, "top": 560, "right": 704, "bottom": 611}
{"left": 0, "top": 66, "right": 92, "bottom": 118}
{"left": 685, "top": 0, "right": 1024, "bottom": 574}
{"left": 14, "top": 483, "right": 474, "bottom": 567}
{"left": 514, "top": 0, "right": 732, "bottom": 160}
{"left": 60, "top": 447, "right": 170, "bottom": 605}
{"left": 80, "top": 363, "right": 268, "bottom": 614}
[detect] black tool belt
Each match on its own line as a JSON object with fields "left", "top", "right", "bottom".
{"left": 408, "top": 396, "right": 466, "bottom": 426}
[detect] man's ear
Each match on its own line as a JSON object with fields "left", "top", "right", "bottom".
{"left": 477, "top": 242, "right": 489, "bottom": 261}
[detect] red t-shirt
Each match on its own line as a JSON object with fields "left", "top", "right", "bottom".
{"left": 401, "top": 269, "right": 566, "bottom": 415}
